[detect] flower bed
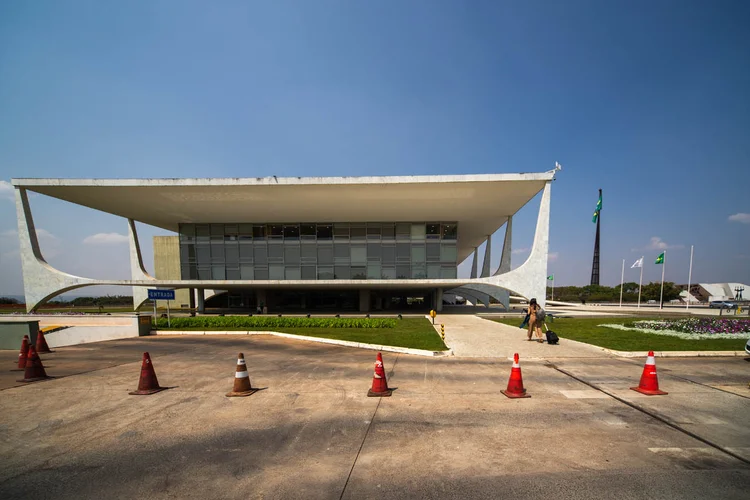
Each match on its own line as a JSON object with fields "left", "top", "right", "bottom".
{"left": 601, "top": 318, "right": 750, "bottom": 340}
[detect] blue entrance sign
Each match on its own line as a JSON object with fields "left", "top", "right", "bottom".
{"left": 148, "top": 289, "right": 175, "bottom": 301}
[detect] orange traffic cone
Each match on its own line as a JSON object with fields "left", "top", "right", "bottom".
{"left": 226, "top": 353, "right": 259, "bottom": 397}
{"left": 367, "top": 352, "right": 393, "bottom": 397}
{"left": 129, "top": 352, "right": 168, "bottom": 395}
{"left": 631, "top": 351, "right": 668, "bottom": 395}
{"left": 17, "top": 346, "right": 52, "bottom": 383}
{"left": 35, "top": 330, "right": 53, "bottom": 353}
{"left": 11, "top": 335, "right": 30, "bottom": 372}
{"left": 501, "top": 353, "right": 531, "bottom": 398}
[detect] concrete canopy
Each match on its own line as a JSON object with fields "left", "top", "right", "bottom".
{"left": 12, "top": 172, "right": 553, "bottom": 263}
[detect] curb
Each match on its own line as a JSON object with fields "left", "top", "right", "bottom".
{"left": 153, "top": 330, "right": 453, "bottom": 358}
{"left": 562, "top": 338, "right": 747, "bottom": 358}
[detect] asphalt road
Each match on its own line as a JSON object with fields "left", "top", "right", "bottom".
{"left": 0, "top": 335, "right": 748, "bottom": 499}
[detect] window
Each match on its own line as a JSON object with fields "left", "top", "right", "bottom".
{"left": 351, "top": 266, "right": 366, "bottom": 279}
{"left": 285, "top": 267, "right": 301, "bottom": 280}
{"left": 411, "top": 265, "right": 426, "bottom": 279}
{"left": 196, "top": 225, "right": 210, "bottom": 242}
{"left": 268, "top": 244, "right": 283, "bottom": 261}
{"left": 301, "top": 266, "right": 316, "bottom": 280}
{"left": 284, "top": 245, "right": 300, "bottom": 264}
{"left": 224, "top": 224, "right": 239, "bottom": 241}
{"left": 441, "top": 266, "right": 457, "bottom": 279}
{"left": 350, "top": 225, "right": 366, "bottom": 240}
{"left": 254, "top": 245, "right": 268, "bottom": 264}
{"left": 334, "top": 223, "right": 349, "bottom": 240}
{"left": 382, "top": 245, "right": 396, "bottom": 264}
{"left": 411, "top": 245, "right": 426, "bottom": 264}
{"left": 283, "top": 224, "right": 299, "bottom": 240}
{"left": 318, "top": 245, "right": 334, "bottom": 264}
{"left": 196, "top": 245, "right": 211, "bottom": 264}
{"left": 367, "top": 263, "right": 381, "bottom": 279}
{"left": 351, "top": 245, "right": 366, "bottom": 264}
{"left": 335, "top": 266, "right": 350, "bottom": 279}
{"left": 301, "top": 244, "right": 317, "bottom": 262}
{"left": 426, "top": 223, "right": 440, "bottom": 239}
{"left": 252, "top": 225, "right": 266, "bottom": 240}
{"left": 318, "top": 267, "right": 334, "bottom": 280}
{"left": 381, "top": 224, "right": 395, "bottom": 239}
{"left": 441, "top": 244, "right": 457, "bottom": 263}
{"left": 334, "top": 244, "right": 350, "bottom": 261}
{"left": 427, "top": 264, "right": 440, "bottom": 279}
{"left": 269, "top": 224, "right": 283, "bottom": 239}
{"left": 180, "top": 224, "right": 195, "bottom": 242}
{"left": 300, "top": 223, "right": 316, "bottom": 239}
{"left": 441, "top": 223, "right": 457, "bottom": 240}
{"left": 255, "top": 267, "right": 269, "bottom": 280}
{"left": 367, "top": 243, "right": 381, "bottom": 261}
{"left": 410, "top": 223, "right": 425, "bottom": 240}
{"left": 367, "top": 224, "right": 381, "bottom": 239}
{"left": 396, "top": 223, "right": 411, "bottom": 240}
{"left": 240, "top": 265, "right": 254, "bottom": 280}
{"left": 212, "top": 265, "right": 226, "bottom": 279}
{"left": 316, "top": 224, "right": 333, "bottom": 240}
{"left": 396, "top": 265, "right": 410, "bottom": 279}
{"left": 239, "top": 243, "right": 253, "bottom": 262}
{"left": 211, "top": 241, "right": 225, "bottom": 262}
{"left": 210, "top": 224, "right": 224, "bottom": 241}
{"left": 226, "top": 266, "right": 240, "bottom": 280}
{"left": 269, "top": 265, "right": 284, "bottom": 280}
{"left": 426, "top": 243, "right": 440, "bottom": 261}
{"left": 198, "top": 266, "right": 211, "bottom": 280}
{"left": 238, "top": 224, "right": 253, "bottom": 241}
{"left": 225, "top": 245, "right": 239, "bottom": 265}
{"left": 381, "top": 267, "right": 396, "bottom": 279}
{"left": 396, "top": 243, "right": 410, "bottom": 261}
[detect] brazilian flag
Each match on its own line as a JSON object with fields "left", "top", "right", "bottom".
{"left": 592, "top": 193, "right": 602, "bottom": 223}
{"left": 655, "top": 252, "right": 665, "bottom": 265}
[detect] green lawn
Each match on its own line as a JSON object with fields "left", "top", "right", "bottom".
{"left": 494, "top": 317, "right": 747, "bottom": 351}
{"left": 157, "top": 317, "right": 448, "bottom": 351}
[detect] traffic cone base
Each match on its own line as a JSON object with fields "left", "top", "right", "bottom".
{"left": 501, "top": 353, "right": 531, "bottom": 399}
{"left": 129, "top": 352, "right": 167, "bottom": 395}
{"left": 630, "top": 351, "right": 668, "bottom": 396}
{"left": 367, "top": 388, "right": 393, "bottom": 397}
{"left": 226, "top": 353, "right": 258, "bottom": 397}
{"left": 17, "top": 346, "right": 52, "bottom": 383}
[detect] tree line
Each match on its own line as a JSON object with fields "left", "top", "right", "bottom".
{"left": 548, "top": 282, "right": 683, "bottom": 304}
{"left": 0, "top": 295, "right": 134, "bottom": 306}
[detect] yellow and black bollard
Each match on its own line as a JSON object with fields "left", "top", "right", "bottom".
{"left": 440, "top": 323, "right": 445, "bottom": 342}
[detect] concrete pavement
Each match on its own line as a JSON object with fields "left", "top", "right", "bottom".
{"left": 1, "top": 335, "right": 748, "bottom": 499}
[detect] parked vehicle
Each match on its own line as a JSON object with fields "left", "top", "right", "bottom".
{"left": 709, "top": 300, "right": 737, "bottom": 309}
{"left": 745, "top": 339, "right": 750, "bottom": 357}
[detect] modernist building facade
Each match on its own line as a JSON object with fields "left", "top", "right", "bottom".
{"left": 11, "top": 168, "right": 558, "bottom": 312}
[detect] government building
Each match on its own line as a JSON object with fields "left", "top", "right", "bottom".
{"left": 11, "top": 169, "right": 557, "bottom": 313}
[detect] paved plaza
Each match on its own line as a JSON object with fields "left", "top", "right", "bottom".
{"left": 1, "top": 330, "right": 748, "bottom": 499}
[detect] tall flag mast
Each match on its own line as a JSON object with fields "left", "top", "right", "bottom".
{"left": 590, "top": 189, "right": 602, "bottom": 285}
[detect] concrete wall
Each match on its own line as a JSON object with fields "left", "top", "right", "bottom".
{"left": 0, "top": 321, "right": 39, "bottom": 350}
{"left": 45, "top": 326, "right": 138, "bottom": 348}
{"left": 153, "top": 236, "right": 190, "bottom": 309}
{"left": 0, "top": 314, "right": 147, "bottom": 348}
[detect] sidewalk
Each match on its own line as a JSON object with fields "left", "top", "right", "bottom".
{"left": 433, "top": 314, "right": 605, "bottom": 359}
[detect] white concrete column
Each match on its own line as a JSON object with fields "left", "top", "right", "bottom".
{"left": 481, "top": 236, "right": 492, "bottom": 278}
{"left": 14, "top": 188, "right": 94, "bottom": 312}
{"left": 197, "top": 291, "right": 205, "bottom": 313}
{"left": 470, "top": 248, "right": 478, "bottom": 279}
{"left": 496, "top": 216, "right": 512, "bottom": 276}
{"left": 128, "top": 219, "right": 156, "bottom": 311}
{"left": 435, "top": 288, "right": 443, "bottom": 312}
{"left": 359, "top": 289, "right": 371, "bottom": 312}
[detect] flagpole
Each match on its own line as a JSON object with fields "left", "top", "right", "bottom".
{"left": 686, "top": 245, "right": 694, "bottom": 311}
{"left": 619, "top": 259, "right": 624, "bottom": 307}
{"left": 659, "top": 250, "right": 666, "bottom": 310}
{"left": 552, "top": 276, "right": 554, "bottom": 301}
{"left": 637, "top": 261, "right": 643, "bottom": 309}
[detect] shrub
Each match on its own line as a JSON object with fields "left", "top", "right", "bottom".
{"left": 155, "top": 316, "right": 397, "bottom": 329}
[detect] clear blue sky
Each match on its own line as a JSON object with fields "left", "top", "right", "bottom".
{"left": 1, "top": 0, "right": 749, "bottom": 296}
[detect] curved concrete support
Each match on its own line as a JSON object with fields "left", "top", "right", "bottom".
{"left": 469, "top": 248, "right": 478, "bottom": 279}
{"left": 475, "top": 181, "right": 551, "bottom": 307}
{"left": 128, "top": 219, "right": 156, "bottom": 310}
{"left": 444, "top": 288, "right": 484, "bottom": 308}
{"left": 491, "top": 216, "right": 513, "bottom": 308}
{"left": 15, "top": 188, "right": 96, "bottom": 312}
{"left": 480, "top": 235, "right": 491, "bottom": 278}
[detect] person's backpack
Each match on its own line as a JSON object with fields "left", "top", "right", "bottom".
{"left": 535, "top": 306, "right": 546, "bottom": 322}
{"left": 545, "top": 330, "right": 559, "bottom": 345}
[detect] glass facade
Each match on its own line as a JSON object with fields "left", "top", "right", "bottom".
{"left": 179, "top": 222, "right": 458, "bottom": 281}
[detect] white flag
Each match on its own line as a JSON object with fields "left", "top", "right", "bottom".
{"left": 631, "top": 256, "right": 644, "bottom": 268}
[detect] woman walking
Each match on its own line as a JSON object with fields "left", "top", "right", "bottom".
{"left": 526, "top": 298, "right": 544, "bottom": 342}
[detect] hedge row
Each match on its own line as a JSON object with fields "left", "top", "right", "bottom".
{"left": 155, "top": 316, "right": 397, "bottom": 329}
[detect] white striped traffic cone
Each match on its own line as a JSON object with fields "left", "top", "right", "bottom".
{"left": 226, "top": 352, "right": 259, "bottom": 397}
